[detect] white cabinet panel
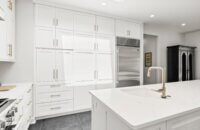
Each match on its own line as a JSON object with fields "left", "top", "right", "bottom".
{"left": 56, "top": 29, "right": 73, "bottom": 50}
{"left": 63, "top": 52, "right": 73, "bottom": 83}
{"left": 92, "top": 98, "right": 107, "bottom": 130}
{"left": 36, "top": 27, "right": 55, "bottom": 48}
{"left": 167, "top": 111, "right": 200, "bottom": 130}
{"left": 97, "top": 54, "right": 113, "bottom": 81}
{"left": 96, "top": 35, "right": 114, "bottom": 53}
{"left": 74, "top": 13, "right": 95, "bottom": 33}
{"left": 56, "top": 8, "right": 74, "bottom": 30}
{"left": 116, "top": 20, "right": 141, "bottom": 39}
{"left": 74, "top": 34, "right": 95, "bottom": 52}
{"left": 73, "top": 53, "right": 95, "bottom": 82}
{"left": 96, "top": 16, "right": 115, "bottom": 35}
{"left": 74, "top": 85, "right": 95, "bottom": 110}
{"left": 36, "top": 50, "right": 55, "bottom": 82}
{"left": 55, "top": 51, "right": 64, "bottom": 82}
{"left": 35, "top": 4, "right": 55, "bottom": 28}
{"left": 0, "top": 20, "right": 8, "bottom": 60}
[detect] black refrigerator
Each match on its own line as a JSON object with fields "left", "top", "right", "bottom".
{"left": 167, "top": 45, "right": 196, "bottom": 82}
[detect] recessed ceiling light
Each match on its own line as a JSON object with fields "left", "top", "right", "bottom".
{"left": 150, "top": 14, "right": 155, "bottom": 18}
{"left": 101, "top": 2, "right": 107, "bottom": 6}
{"left": 181, "top": 23, "right": 186, "bottom": 27}
{"left": 113, "top": 0, "right": 124, "bottom": 2}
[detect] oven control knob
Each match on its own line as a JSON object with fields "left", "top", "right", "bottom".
{"left": 0, "top": 120, "right": 5, "bottom": 129}
{"left": 6, "top": 110, "right": 15, "bottom": 118}
{"left": 12, "top": 107, "right": 18, "bottom": 112}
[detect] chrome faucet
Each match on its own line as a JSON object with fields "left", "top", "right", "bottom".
{"left": 147, "top": 66, "right": 167, "bottom": 99}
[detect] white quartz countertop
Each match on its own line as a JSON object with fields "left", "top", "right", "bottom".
{"left": 0, "top": 83, "right": 33, "bottom": 99}
{"left": 90, "top": 80, "right": 200, "bottom": 129}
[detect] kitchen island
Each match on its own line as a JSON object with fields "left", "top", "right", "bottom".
{"left": 90, "top": 80, "right": 200, "bottom": 130}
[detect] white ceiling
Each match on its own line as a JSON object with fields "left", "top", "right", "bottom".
{"left": 42, "top": 0, "right": 200, "bottom": 33}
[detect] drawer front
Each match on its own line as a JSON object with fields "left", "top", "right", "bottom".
{"left": 36, "top": 90, "right": 73, "bottom": 103}
{"left": 36, "top": 100, "right": 73, "bottom": 117}
{"left": 36, "top": 85, "right": 73, "bottom": 93}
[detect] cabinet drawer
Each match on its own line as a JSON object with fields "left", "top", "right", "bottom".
{"left": 36, "top": 85, "right": 73, "bottom": 93}
{"left": 36, "top": 91, "right": 73, "bottom": 103}
{"left": 36, "top": 100, "right": 73, "bottom": 117}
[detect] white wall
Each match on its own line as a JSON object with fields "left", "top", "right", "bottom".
{"left": 183, "top": 30, "right": 200, "bottom": 79}
{"left": 143, "top": 34, "right": 158, "bottom": 84}
{"left": 144, "top": 23, "right": 184, "bottom": 82}
{"left": 0, "top": 0, "right": 34, "bottom": 84}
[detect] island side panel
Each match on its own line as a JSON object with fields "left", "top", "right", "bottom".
{"left": 91, "top": 95, "right": 167, "bottom": 130}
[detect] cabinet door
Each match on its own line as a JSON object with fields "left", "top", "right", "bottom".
{"left": 96, "top": 16, "right": 115, "bottom": 35}
{"left": 36, "top": 50, "right": 55, "bottom": 82}
{"left": 96, "top": 35, "right": 114, "bottom": 53}
{"left": 92, "top": 98, "right": 107, "bottom": 130}
{"left": 74, "top": 13, "right": 95, "bottom": 33}
{"left": 74, "top": 33, "right": 95, "bottom": 52}
{"left": 56, "top": 51, "right": 73, "bottom": 83}
{"left": 35, "top": 4, "right": 55, "bottom": 28}
{"left": 73, "top": 53, "right": 95, "bottom": 82}
{"left": 129, "top": 23, "right": 141, "bottom": 39}
{"left": 96, "top": 54, "right": 113, "bottom": 81}
{"left": 74, "top": 85, "right": 95, "bottom": 110}
{"left": 0, "top": 20, "right": 7, "bottom": 60}
{"left": 56, "top": 8, "right": 74, "bottom": 30}
{"left": 35, "top": 27, "right": 55, "bottom": 48}
{"left": 56, "top": 29, "right": 73, "bottom": 50}
{"left": 116, "top": 20, "right": 129, "bottom": 38}
{"left": 167, "top": 111, "right": 200, "bottom": 130}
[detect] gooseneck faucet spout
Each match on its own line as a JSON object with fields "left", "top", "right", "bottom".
{"left": 147, "top": 66, "right": 167, "bottom": 99}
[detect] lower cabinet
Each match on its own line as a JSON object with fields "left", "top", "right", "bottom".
{"left": 74, "top": 85, "right": 95, "bottom": 111}
{"left": 13, "top": 85, "right": 33, "bottom": 130}
{"left": 167, "top": 111, "right": 200, "bottom": 130}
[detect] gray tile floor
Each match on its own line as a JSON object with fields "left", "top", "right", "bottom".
{"left": 29, "top": 112, "right": 91, "bottom": 130}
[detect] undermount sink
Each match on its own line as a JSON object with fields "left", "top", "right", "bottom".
{"left": 121, "top": 88, "right": 160, "bottom": 98}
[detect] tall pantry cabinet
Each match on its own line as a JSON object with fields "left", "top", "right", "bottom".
{"left": 34, "top": 4, "right": 115, "bottom": 119}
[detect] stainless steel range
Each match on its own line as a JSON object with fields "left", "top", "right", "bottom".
{"left": 0, "top": 98, "right": 16, "bottom": 130}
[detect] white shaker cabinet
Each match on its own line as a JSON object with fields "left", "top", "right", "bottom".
{"left": 74, "top": 33, "right": 95, "bottom": 52}
{"left": 74, "top": 85, "right": 95, "bottom": 110}
{"left": 167, "top": 111, "right": 200, "bottom": 130}
{"left": 116, "top": 20, "right": 141, "bottom": 39}
{"left": 96, "top": 54, "right": 113, "bottom": 81}
{"left": 35, "top": 4, "right": 55, "bottom": 28}
{"left": 55, "top": 8, "right": 74, "bottom": 30}
{"left": 35, "top": 27, "right": 55, "bottom": 48}
{"left": 36, "top": 49, "right": 55, "bottom": 82}
{"left": 96, "top": 35, "right": 114, "bottom": 53}
{"left": 0, "top": 20, "right": 7, "bottom": 60}
{"left": 73, "top": 53, "right": 95, "bottom": 82}
{"left": 74, "top": 12, "right": 96, "bottom": 34}
{"left": 96, "top": 16, "right": 115, "bottom": 35}
{"left": 56, "top": 29, "right": 74, "bottom": 50}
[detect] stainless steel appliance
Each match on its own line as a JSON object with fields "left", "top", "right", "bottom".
{"left": 0, "top": 98, "right": 17, "bottom": 130}
{"left": 116, "top": 37, "right": 140, "bottom": 87}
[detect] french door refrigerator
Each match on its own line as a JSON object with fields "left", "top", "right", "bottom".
{"left": 116, "top": 37, "right": 140, "bottom": 87}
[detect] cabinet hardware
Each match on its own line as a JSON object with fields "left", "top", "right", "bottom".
{"left": 96, "top": 25, "right": 99, "bottom": 32}
{"left": 53, "top": 18, "right": 58, "bottom": 26}
{"left": 8, "top": 0, "right": 12, "bottom": 11}
{"left": 94, "top": 25, "right": 96, "bottom": 31}
{"left": 27, "top": 88, "right": 32, "bottom": 93}
{"left": 8, "top": 44, "right": 12, "bottom": 56}
{"left": 56, "top": 69, "right": 58, "bottom": 80}
{"left": 50, "top": 107, "right": 61, "bottom": 110}
{"left": 50, "top": 85, "right": 60, "bottom": 88}
{"left": 50, "top": 94, "right": 61, "bottom": 98}
{"left": 53, "top": 69, "right": 56, "bottom": 80}
{"left": 27, "top": 101, "right": 32, "bottom": 106}
{"left": 55, "top": 19, "right": 58, "bottom": 26}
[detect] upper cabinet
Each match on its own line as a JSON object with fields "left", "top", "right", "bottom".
{"left": 0, "top": 0, "right": 15, "bottom": 62}
{"left": 116, "top": 20, "right": 141, "bottom": 39}
{"left": 96, "top": 16, "right": 115, "bottom": 35}
{"left": 35, "top": 5, "right": 55, "bottom": 28}
{"left": 55, "top": 8, "right": 74, "bottom": 30}
{"left": 74, "top": 13, "right": 96, "bottom": 34}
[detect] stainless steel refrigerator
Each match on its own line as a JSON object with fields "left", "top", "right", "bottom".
{"left": 116, "top": 37, "right": 140, "bottom": 87}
